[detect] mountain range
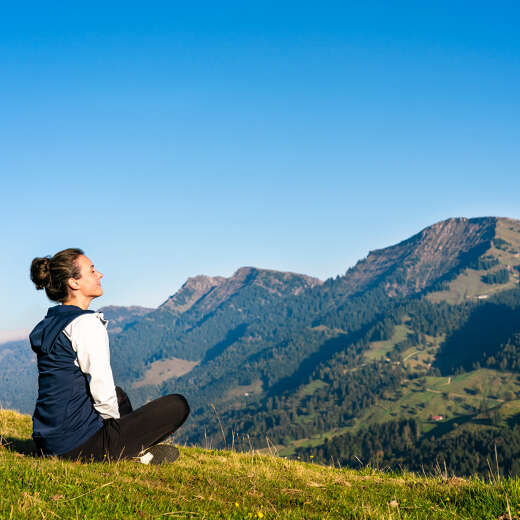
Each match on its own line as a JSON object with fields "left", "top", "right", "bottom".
{"left": 3, "top": 216, "right": 520, "bottom": 476}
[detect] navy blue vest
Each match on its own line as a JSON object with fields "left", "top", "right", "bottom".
{"left": 30, "top": 305, "right": 103, "bottom": 455}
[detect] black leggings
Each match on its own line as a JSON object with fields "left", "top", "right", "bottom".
{"left": 61, "top": 387, "right": 190, "bottom": 462}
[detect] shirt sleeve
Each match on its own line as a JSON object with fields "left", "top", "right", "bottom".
{"left": 63, "top": 313, "right": 120, "bottom": 420}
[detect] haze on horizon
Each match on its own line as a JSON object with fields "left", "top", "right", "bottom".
{"left": 1, "top": 2, "right": 519, "bottom": 337}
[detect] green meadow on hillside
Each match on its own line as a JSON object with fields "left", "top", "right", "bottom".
{"left": 278, "top": 312, "right": 520, "bottom": 459}
{"left": 2, "top": 410, "right": 520, "bottom": 519}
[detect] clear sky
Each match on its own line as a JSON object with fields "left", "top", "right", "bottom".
{"left": 1, "top": 1, "right": 519, "bottom": 339}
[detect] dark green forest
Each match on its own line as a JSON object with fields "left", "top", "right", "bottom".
{"left": 295, "top": 417, "right": 520, "bottom": 477}
{"left": 174, "top": 289, "right": 520, "bottom": 458}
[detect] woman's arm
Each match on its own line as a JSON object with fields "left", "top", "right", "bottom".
{"left": 63, "top": 313, "right": 120, "bottom": 419}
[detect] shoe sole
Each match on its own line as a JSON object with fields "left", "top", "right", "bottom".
{"left": 138, "top": 445, "right": 180, "bottom": 465}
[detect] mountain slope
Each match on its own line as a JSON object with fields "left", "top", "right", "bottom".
{"left": 109, "top": 267, "right": 322, "bottom": 391}
{"left": 123, "top": 217, "right": 508, "bottom": 412}
{"left": 157, "top": 217, "right": 520, "bottom": 472}
{"left": 98, "top": 305, "right": 153, "bottom": 333}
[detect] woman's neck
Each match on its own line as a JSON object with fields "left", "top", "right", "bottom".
{"left": 62, "top": 295, "right": 93, "bottom": 310}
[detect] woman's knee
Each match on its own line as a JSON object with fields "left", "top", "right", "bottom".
{"left": 164, "top": 393, "right": 190, "bottom": 423}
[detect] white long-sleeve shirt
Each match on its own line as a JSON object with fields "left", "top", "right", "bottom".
{"left": 62, "top": 312, "right": 120, "bottom": 420}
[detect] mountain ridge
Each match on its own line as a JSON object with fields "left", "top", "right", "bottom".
{"left": 160, "top": 267, "right": 322, "bottom": 316}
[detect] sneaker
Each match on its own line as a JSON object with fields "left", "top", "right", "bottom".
{"left": 136, "top": 444, "right": 180, "bottom": 465}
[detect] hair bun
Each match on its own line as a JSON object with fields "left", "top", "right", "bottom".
{"left": 30, "top": 256, "right": 52, "bottom": 290}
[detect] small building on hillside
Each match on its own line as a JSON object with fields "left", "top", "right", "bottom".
{"left": 431, "top": 415, "right": 444, "bottom": 421}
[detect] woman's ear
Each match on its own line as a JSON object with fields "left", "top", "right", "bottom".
{"left": 67, "top": 277, "right": 80, "bottom": 291}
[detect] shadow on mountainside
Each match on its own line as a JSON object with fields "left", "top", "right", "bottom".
{"left": 203, "top": 323, "right": 248, "bottom": 363}
{"left": 421, "top": 412, "right": 496, "bottom": 441}
{"left": 434, "top": 302, "right": 520, "bottom": 375}
{"left": 267, "top": 322, "right": 375, "bottom": 397}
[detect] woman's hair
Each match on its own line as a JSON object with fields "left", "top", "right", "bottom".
{"left": 30, "top": 248, "right": 84, "bottom": 303}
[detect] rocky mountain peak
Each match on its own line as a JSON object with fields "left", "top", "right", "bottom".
{"left": 161, "top": 267, "right": 322, "bottom": 316}
{"left": 342, "top": 216, "right": 501, "bottom": 297}
{"left": 160, "top": 274, "right": 226, "bottom": 313}
{"left": 191, "top": 266, "right": 322, "bottom": 314}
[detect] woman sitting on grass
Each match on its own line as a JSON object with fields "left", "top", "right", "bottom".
{"left": 29, "top": 248, "right": 189, "bottom": 465}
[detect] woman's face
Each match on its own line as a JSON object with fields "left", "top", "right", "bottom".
{"left": 72, "top": 254, "right": 104, "bottom": 299}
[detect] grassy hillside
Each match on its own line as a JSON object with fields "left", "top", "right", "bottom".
{"left": 281, "top": 367, "right": 520, "bottom": 455}
{"left": 278, "top": 309, "right": 520, "bottom": 452}
{"left": 2, "top": 410, "right": 520, "bottom": 519}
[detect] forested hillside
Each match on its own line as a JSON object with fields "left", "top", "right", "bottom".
{"left": 4, "top": 216, "right": 520, "bottom": 476}
{"left": 154, "top": 216, "right": 520, "bottom": 477}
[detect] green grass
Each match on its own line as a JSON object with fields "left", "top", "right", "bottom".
{"left": 4, "top": 411, "right": 520, "bottom": 519}
{"left": 426, "top": 267, "right": 519, "bottom": 304}
{"left": 496, "top": 219, "right": 520, "bottom": 256}
{"left": 365, "top": 324, "right": 411, "bottom": 361}
{"left": 225, "top": 379, "right": 264, "bottom": 400}
{"left": 298, "top": 380, "right": 328, "bottom": 397}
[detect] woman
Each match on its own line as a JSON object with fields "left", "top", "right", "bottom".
{"left": 29, "top": 248, "right": 190, "bottom": 464}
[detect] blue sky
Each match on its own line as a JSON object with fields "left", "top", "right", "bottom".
{"left": 1, "top": 1, "right": 519, "bottom": 338}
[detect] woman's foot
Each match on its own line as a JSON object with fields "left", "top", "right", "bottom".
{"left": 136, "top": 444, "right": 180, "bottom": 465}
